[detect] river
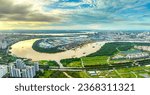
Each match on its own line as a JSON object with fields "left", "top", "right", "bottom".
{"left": 9, "top": 39, "right": 106, "bottom": 61}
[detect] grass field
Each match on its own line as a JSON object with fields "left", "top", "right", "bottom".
{"left": 39, "top": 60, "right": 59, "bottom": 67}
{"left": 66, "top": 61, "right": 82, "bottom": 67}
{"left": 61, "top": 58, "right": 82, "bottom": 67}
{"left": 36, "top": 70, "right": 68, "bottom": 78}
{"left": 82, "top": 56, "right": 109, "bottom": 66}
{"left": 66, "top": 71, "right": 90, "bottom": 78}
{"left": 36, "top": 70, "right": 91, "bottom": 78}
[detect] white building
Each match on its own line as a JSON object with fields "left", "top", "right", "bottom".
{"left": 13, "top": 69, "right": 21, "bottom": 78}
{"left": 26, "top": 66, "right": 36, "bottom": 78}
{"left": 134, "top": 46, "right": 150, "bottom": 52}
{"left": 10, "top": 66, "right": 21, "bottom": 78}
{"left": 34, "top": 62, "right": 39, "bottom": 72}
{"left": 126, "top": 52, "right": 149, "bottom": 59}
{"left": 0, "top": 41, "right": 8, "bottom": 49}
{"left": 0, "top": 65, "right": 8, "bottom": 78}
{"left": 22, "top": 69, "right": 27, "bottom": 78}
{"left": 15, "top": 59, "right": 26, "bottom": 69}
{"left": 9, "top": 59, "right": 38, "bottom": 78}
{"left": 9, "top": 64, "right": 15, "bottom": 77}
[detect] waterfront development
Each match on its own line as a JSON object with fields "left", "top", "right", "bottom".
{"left": 0, "top": 30, "right": 150, "bottom": 78}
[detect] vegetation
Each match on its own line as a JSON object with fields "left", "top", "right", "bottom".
{"left": 60, "top": 58, "right": 82, "bottom": 67}
{"left": 36, "top": 70, "right": 68, "bottom": 78}
{"left": 0, "top": 50, "right": 17, "bottom": 64}
{"left": 87, "top": 42, "right": 150, "bottom": 57}
{"left": 39, "top": 60, "right": 59, "bottom": 67}
{"left": 110, "top": 59, "right": 132, "bottom": 64}
{"left": 82, "top": 56, "right": 109, "bottom": 66}
{"left": 87, "top": 42, "right": 134, "bottom": 57}
{"left": 96, "top": 66, "right": 150, "bottom": 78}
{"left": 66, "top": 71, "right": 90, "bottom": 78}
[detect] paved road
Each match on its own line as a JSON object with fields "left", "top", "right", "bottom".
{"left": 56, "top": 60, "right": 64, "bottom": 68}
{"left": 80, "top": 58, "right": 85, "bottom": 68}
{"left": 49, "top": 68, "right": 83, "bottom": 71}
{"left": 114, "top": 70, "right": 122, "bottom": 78}
{"left": 63, "top": 72, "right": 73, "bottom": 78}
{"left": 55, "top": 60, "right": 74, "bottom": 78}
{"left": 131, "top": 71, "right": 138, "bottom": 78}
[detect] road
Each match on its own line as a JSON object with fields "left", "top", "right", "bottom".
{"left": 80, "top": 58, "right": 85, "bottom": 68}
{"left": 131, "top": 71, "right": 138, "bottom": 78}
{"left": 55, "top": 60, "right": 74, "bottom": 78}
{"left": 49, "top": 68, "right": 84, "bottom": 71}
{"left": 56, "top": 60, "right": 64, "bottom": 68}
{"left": 107, "top": 57, "right": 110, "bottom": 64}
{"left": 114, "top": 70, "right": 122, "bottom": 78}
{"left": 63, "top": 72, "right": 73, "bottom": 78}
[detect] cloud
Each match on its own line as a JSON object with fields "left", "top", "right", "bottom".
{"left": 1, "top": 0, "right": 150, "bottom": 30}
{"left": 131, "top": 23, "right": 150, "bottom": 26}
{"left": 0, "top": 0, "right": 60, "bottom": 22}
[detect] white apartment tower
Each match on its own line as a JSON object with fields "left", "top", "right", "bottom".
{"left": 0, "top": 65, "right": 8, "bottom": 78}
{"left": 15, "top": 59, "right": 26, "bottom": 69}
{"left": 22, "top": 69, "right": 27, "bottom": 78}
{"left": 34, "top": 62, "right": 39, "bottom": 72}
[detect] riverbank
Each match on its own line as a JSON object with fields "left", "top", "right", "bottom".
{"left": 9, "top": 39, "right": 106, "bottom": 61}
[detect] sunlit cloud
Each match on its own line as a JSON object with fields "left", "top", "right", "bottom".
{"left": 0, "top": 0, "right": 150, "bottom": 30}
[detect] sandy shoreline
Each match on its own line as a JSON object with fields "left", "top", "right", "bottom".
{"left": 9, "top": 39, "right": 106, "bottom": 61}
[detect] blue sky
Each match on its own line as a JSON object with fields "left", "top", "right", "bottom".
{"left": 0, "top": 0, "right": 150, "bottom": 30}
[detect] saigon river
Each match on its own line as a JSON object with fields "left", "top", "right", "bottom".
{"left": 9, "top": 39, "right": 106, "bottom": 61}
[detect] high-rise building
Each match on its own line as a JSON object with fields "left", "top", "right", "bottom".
{"left": 26, "top": 68, "right": 30, "bottom": 78}
{"left": 15, "top": 59, "right": 26, "bottom": 69}
{"left": 9, "top": 63, "right": 21, "bottom": 78}
{"left": 22, "top": 69, "right": 27, "bottom": 78}
{"left": 26, "top": 66, "right": 35, "bottom": 78}
{"left": 32, "top": 66, "right": 36, "bottom": 77}
{"left": 14, "top": 69, "right": 21, "bottom": 78}
{"left": 34, "top": 62, "right": 39, "bottom": 72}
{"left": 9, "top": 59, "right": 38, "bottom": 78}
{"left": 0, "top": 65, "right": 8, "bottom": 78}
{"left": 9, "top": 64, "right": 15, "bottom": 77}
{"left": 0, "top": 41, "right": 8, "bottom": 49}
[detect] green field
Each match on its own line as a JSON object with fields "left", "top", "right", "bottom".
{"left": 66, "top": 71, "right": 91, "bottom": 78}
{"left": 60, "top": 58, "right": 82, "bottom": 67}
{"left": 39, "top": 60, "right": 59, "bottom": 67}
{"left": 36, "top": 70, "right": 68, "bottom": 78}
{"left": 35, "top": 70, "right": 91, "bottom": 78}
{"left": 82, "top": 56, "right": 109, "bottom": 66}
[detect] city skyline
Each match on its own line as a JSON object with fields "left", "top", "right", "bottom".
{"left": 0, "top": 0, "right": 150, "bottom": 30}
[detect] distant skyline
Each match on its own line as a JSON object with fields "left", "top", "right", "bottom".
{"left": 0, "top": 0, "right": 150, "bottom": 30}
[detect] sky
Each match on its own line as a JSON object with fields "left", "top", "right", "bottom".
{"left": 0, "top": 0, "right": 150, "bottom": 30}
